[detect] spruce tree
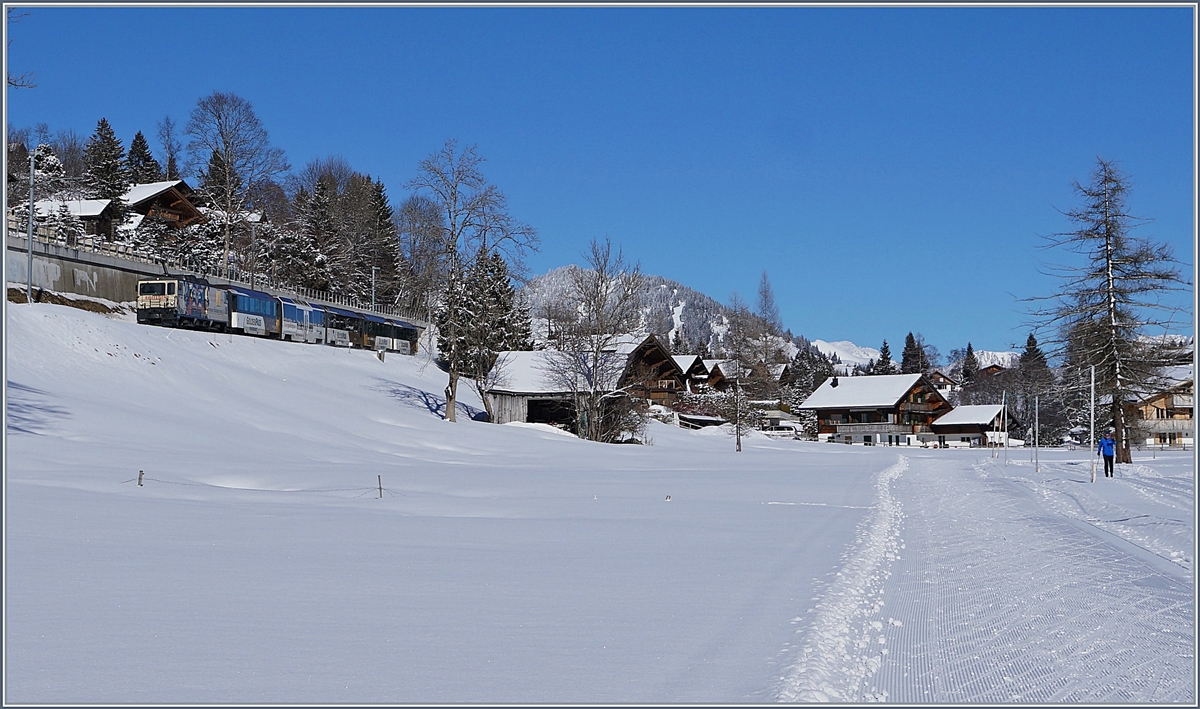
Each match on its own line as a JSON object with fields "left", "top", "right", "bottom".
{"left": 83, "top": 118, "right": 129, "bottom": 229}
{"left": 961, "top": 342, "right": 979, "bottom": 383}
{"left": 671, "top": 330, "right": 687, "bottom": 354}
{"left": 52, "top": 202, "right": 85, "bottom": 246}
{"left": 900, "top": 332, "right": 929, "bottom": 374}
{"left": 875, "top": 340, "right": 896, "bottom": 375}
{"left": 127, "top": 131, "right": 163, "bottom": 184}
{"left": 31, "top": 143, "right": 65, "bottom": 198}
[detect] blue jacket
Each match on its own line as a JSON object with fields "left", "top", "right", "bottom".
{"left": 1097, "top": 437, "right": 1116, "bottom": 456}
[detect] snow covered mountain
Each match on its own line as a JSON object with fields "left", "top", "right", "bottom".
{"left": 811, "top": 340, "right": 881, "bottom": 374}
{"left": 973, "top": 350, "right": 1021, "bottom": 369}
{"left": 522, "top": 266, "right": 794, "bottom": 357}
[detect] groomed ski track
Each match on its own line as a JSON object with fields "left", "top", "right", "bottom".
{"left": 777, "top": 450, "right": 1195, "bottom": 703}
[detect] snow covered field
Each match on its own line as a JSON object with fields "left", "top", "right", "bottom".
{"left": 4, "top": 303, "right": 1195, "bottom": 703}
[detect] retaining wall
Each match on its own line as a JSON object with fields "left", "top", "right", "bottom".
{"left": 7, "top": 234, "right": 164, "bottom": 303}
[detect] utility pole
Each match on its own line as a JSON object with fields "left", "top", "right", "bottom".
{"left": 1034, "top": 395, "right": 1040, "bottom": 473}
{"left": 27, "top": 154, "right": 35, "bottom": 303}
{"left": 1003, "top": 391, "right": 1009, "bottom": 465}
{"left": 249, "top": 218, "right": 257, "bottom": 291}
{"left": 1090, "top": 365, "right": 1096, "bottom": 483}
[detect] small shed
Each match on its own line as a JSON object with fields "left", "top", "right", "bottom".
{"left": 930, "top": 404, "right": 1018, "bottom": 448}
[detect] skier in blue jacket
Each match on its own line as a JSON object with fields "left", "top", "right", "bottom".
{"left": 1097, "top": 432, "right": 1116, "bottom": 477}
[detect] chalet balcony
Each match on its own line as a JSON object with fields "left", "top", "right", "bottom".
{"left": 1138, "top": 419, "right": 1195, "bottom": 434}
{"left": 899, "top": 402, "right": 934, "bottom": 412}
{"left": 836, "top": 423, "right": 931, "bottom": 435}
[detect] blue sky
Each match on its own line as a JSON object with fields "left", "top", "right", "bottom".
{"left": 5, "top": 5, "right": 1195, "bottom": 356}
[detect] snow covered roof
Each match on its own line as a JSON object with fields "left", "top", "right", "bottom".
{"left": 33, "top": 199, "right": 110, "bottom": 219}
{"left": 488, "top": 350, "right": 618, "bottom": 395}
{"left": 1159, "top": 365, "right": 1194, "bottom": 388}
{"left": 673, "top": 355, "right": 704, "bottom": 374}
{"left": 766, "top": 363, "right": 789, "bottom": 381}
{"left": 933, "top": 405, "right": 1004, "bottom": 427}
{"left": 123, "top": 180, "right": 188, "bottom": 206}
{"left": 708, "top": 359, "right": 751, "bottom": 380}
{"left": 798, "top": 374, "right": 924, "bottom": 410}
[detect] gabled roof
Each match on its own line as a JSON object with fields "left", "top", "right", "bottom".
{"left": 488, "top": 350, "right": 608, "bottom": 396}
{"left": 799, "top": 374, "right": 925, "bottom": 410}
{"left": 933, "top": 404, "right": 1004, "bottom": 427}
{"left": 672, "top": 354, "right": 705, "bottom": 374}
{"left": 766, "top": 363, "right": 789, "bottom": 381}
{"left": 489, "top": 335, "right": 682, "bottom": 397}
{"left": 123, "top": 180, "right": 191, "bottom": 207}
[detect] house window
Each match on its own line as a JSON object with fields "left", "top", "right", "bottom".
{"left": 658, "top": 380, "right": 676, "bottom": 389}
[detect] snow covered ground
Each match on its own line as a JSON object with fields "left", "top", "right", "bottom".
{"left": 4, "top": 302, "right": 1195, "bottom": 703}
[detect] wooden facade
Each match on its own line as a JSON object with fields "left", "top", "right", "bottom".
{"left": 485, "top": 335, "right": 687, "bottom": 427}
{"left": 1135, "top": 378, "right": 1194, "bottom": 445}
{"left": 802, "top": 374, "right": 953, "bottom": 445}
{"left": 617, "top": 335, "right": 687, "bottom": 407}
{"left": 127, "top": 181, "right": 204, "bottom": 228}
{"left": 672, "top": 355, "right": 710, "bottom": 393}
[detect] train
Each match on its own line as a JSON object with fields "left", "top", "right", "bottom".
{"left": 136, "top": 275, "right": 421, "bottom": 354}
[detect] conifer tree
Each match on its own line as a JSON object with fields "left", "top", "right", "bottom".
{"left": 1029, "top": 158, "right": 1189, "bottom": 462}
{"left": 127, "top": 131, "right": 163, "bottom": 184}
{"left": 961, "top": 342, "right": 979, "bottom": 383}
{"left": 51, "top": 201, "right": 85, "bottom": 246}
{"left": 671, "top": 330, "right": 687, "bottom": 354}
{"left": 31, "top": 143, "right": 65, "bottom": 198}
{"left": 874, "top": 340, "right": 897, "bottom": 375}
{"left": 900, "top": 332, "right": 930, "bottom": 374}
{"left": 83, "top": 118, "right": 129, "bottom": 234}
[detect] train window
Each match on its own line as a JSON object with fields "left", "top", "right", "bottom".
{"left": 167, "top": 283, "right": 176, "bottom": 295}
{"left": 236, "top": 295, "right": 277, "bottom": 317}
{"left": 139, "top": 283, "right": 166, "bottom": 295}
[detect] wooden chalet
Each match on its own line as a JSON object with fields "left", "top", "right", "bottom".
{"left": 619, "top": 335, "right": 687, "bottom": 407}
{"left": 702, "top": 359, "right": 727, "bottom": 390}
{"left": 672, "top": 355, "right": 710, "bottom": 393}
{"left": 1134, "top": 366, "right": 1194, "bottom": 446}
{"left": 799, "top": 373, "right": 953, "bottom": 445}
{"left": 31, "top": 180, "right": 202, "bottom": 239}
{"left": 978, "top": 363, "right": 1008, "bottom": 377}
{"left": 124, "top": 180, "right": 204, "bottom": 229}
{"left": 928, "top": 368, "right": 959, "bottom": 396}
{"left": 930, "top": 404, "right": 1019, "bottom": 448}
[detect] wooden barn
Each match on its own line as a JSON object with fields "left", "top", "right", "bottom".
{"left": 484, "top": 335, "right": 686, "bottom": 428}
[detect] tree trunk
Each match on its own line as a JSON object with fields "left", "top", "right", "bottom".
{"left": 1112, "top": 398, "right": 1133, "bottom": 464}
{"left": 445, "top": 369, "right": 458, "bottom": 422}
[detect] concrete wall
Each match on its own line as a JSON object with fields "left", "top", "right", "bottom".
{"left": 7, "top": 234, "right": 164, "bottom": 303}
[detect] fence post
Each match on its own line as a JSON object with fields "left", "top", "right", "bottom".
{"left": 378, "top": 475, "right": 383, "bottom": 499}
{"left": 138, "top": 470, "right": 144, "bottom": 487}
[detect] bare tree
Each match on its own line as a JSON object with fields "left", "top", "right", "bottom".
{"left": 6, "top": 9, "right": 35, "bottom": 89}
{"left": 540, "top": 238, "right": 646, "bottom": 442}
{"left": 1028, "top": 158, "right": 1189, "bottom": 463}
{"left": 405, "top": 139, "right": 538, "bottom": 422}
{"left": 185, "top": 91, "right": 289, "bottom": 277}
{"left": 756, "top": 270, "right": 783, "bottom": 335}
{"left": 156, "top": 116, "right": 182, "bottom": 180}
